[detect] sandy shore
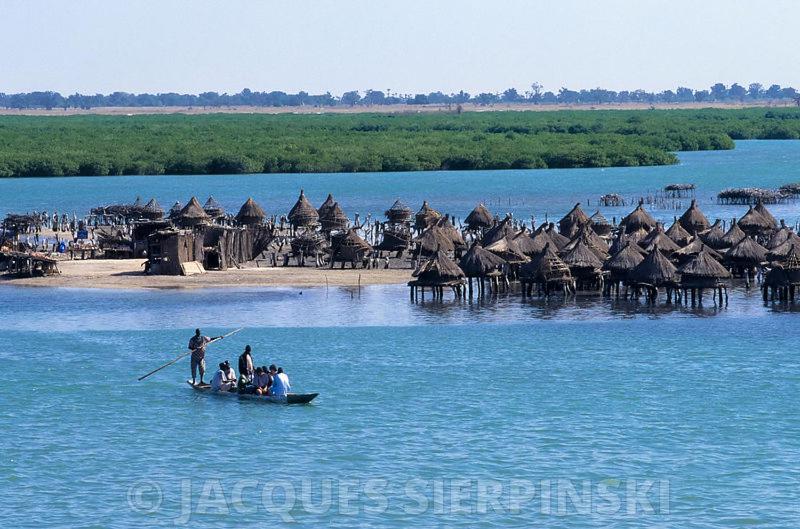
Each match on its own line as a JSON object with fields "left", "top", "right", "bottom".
{"left": 0, "top": 101, "right": 794, "bottom": 117}
{"left": 1, "top": 259, "right": 412, "bottom": 290}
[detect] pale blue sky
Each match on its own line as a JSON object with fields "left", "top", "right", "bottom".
{"left": 2, "top": 0, "right": 798, "bottom": 95}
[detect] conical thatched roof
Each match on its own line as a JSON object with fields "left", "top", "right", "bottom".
{"left": 767, "top": 222, "right": 796, "bottom": 249}
{"left": 737, "top": 206, "right": 772, "bottom": 235}
{"left": 482, "top": 216, "right": 515, "bottom": 246}
{"left": 288, "top": 190, "right": 319, "bottom": 227}
{"left": 318, "top": 193, "right": 336, "bottom": 216}
{"left": 413, "top": 250, "right": 465, "bottom": 283}
{"left": 620, "top": 200, "right": 656, "bottom": 232}
{"left": 169, "top": 201, "right": 182, "bottom": 218}
{"left": 144, "top": 198, "right": 163, "bottom": 213}
{"left": 236, "top": 197, "right": 266, "bottom": 224}
{"left": 320, "top": 201, "right": 349, "bottom": 232}
{"left": 133, "top": 196, "right": 143, "bottom": 208}
{"left": 520, "top": 243, "right": 570, "bottom": 281}
{"left": 179, "top": 197, "right": 211, "bottom": 222}
{"left": 291, "top": 231, "right": 328, "bottom": 255}
{"left": 630, "top": 245, "right": 677, "bottom": 285}
{"left": 604, "top": 242, "right": 645, "bottom": 274}
{"left": 385, "top": 200, "right": 412, "bottom": 223}
{"left": 331, "top": 228, "right": 372, "bottom": 262}
{"left": 436, "top": 217, "right": 466, "bottom": 251}
{"left": 678, "top": 199, "right": 710, "bottom": 233}
{"left": 465, "top": 203, "right": 494, "bottom": 230}
{"left": 720, "top": 221, "right": 746, "bottom": 247}
{"left": 416, "top": 226, "right": 454, "bottom": 255}
{"left": 560, "top": 237, "right": 603, "bottom": 270}
{"left": 590, "top": 210, "right": 610, "bottom": 227}
{"left": 726, "top": 235, "right": 768, "bottom": 265}
{"left": 512, "top": 227, "right": 543, "bottom": 257}
{"left": 640, "top": 223, "right": 681, "bottom": 254}
{"left": 700, "top": 219, "right": 726, "bottom": 249}
{"left": 459, "top": 243, "right": 506, "bottom": 277}
{"left": 484, "top": 236, "right": 529, "bottom": 264}
{"left": 626, "top": 226, "right": 649, "bottom": 246}
{"left": 545, "top": 223, "right": 570, "bottom": 250}
{"left": 678, "top": 247, "right": 731, "bottom": 279}
{"left": 414, "top": 201, "right": 441, "bottom": 230}
{"left": 527, "top": 226, "right": 556, "bottom": 255}
{"left": 203, "top": 196, "right": 225, "bottom": 217}
{"left": 767, "top": 237, "right": 800, "bottom": 262}
{"left": 559, "top": 203, "right": 591, "bottom": 236}
{"left": 754, "top": 200, "right": 778, "bottom": 230}
{"left": 562, "top": 226, "right": 609, "bottom": 260}
{"left": 674, "top": 237, "right": 723, "bottom": 262}
{"left": 666, "top": 217, "right": 692, "bottom": 246}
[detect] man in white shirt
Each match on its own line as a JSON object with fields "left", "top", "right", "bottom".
{"left": 269, "top": 365, "right": 291, "bottom": 397}
{"left": 210, "top": 361, "right": 237, "bottom": 392}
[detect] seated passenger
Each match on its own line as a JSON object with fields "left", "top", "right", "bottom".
{"left": 270, "top": 366, "right": 291, "bottom": 397}
{"left": 210, "top": 362, "right": 236, "bottom": 392}
{"left": 252, "top": 366, "right": 271, "bottom": 395}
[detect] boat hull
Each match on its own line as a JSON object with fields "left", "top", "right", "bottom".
{"left": 187, "top": 381, "right": 318, "bottom": 404}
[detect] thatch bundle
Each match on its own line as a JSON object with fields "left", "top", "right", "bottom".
{"left": 288, "top": 190, "right": 319, "bottom": 228}
{"left": 177, "top": 197, "right": 211, "bottom": 226}
{"left": 629, "top": 244, "right": 677, "bottom": 286}
{"left": 620, "top": 201, "right": 656, "bottom": 232}
{"left": 678, "top": 199, "right": 710, "bottom": 233}
{"left": 459, "top": 243, "right": 506, "bottom": 277}
{"left": 465, "top": 203, "right": 494, "bottom": 231}
{"left": 203, "top": 196, "right": 225, "bottom": 218}
{"left": 414, "top": 201, "right": 441, "bottom": 231}
{"left": 725, "top": 235, "right": 767, "bottom": 267}
{"left": 235, "top": 197, "right": 266, "bottom": 226}
{"left": 559, "top": 203, "right": 591, "bottom": 237}
{"left": 385, "top": 200, "right": 412, "bottom": 224}
{"left": 665, "top": 218, "right": 692, "bottom": 246}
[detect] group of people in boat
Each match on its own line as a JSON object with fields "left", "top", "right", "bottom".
{"left": 188, "top": 329, "right": 291, "bottom": 396}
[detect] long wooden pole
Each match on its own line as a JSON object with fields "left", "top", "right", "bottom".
{"left": 137, "top": 328, "right": 243, "bottom": 381}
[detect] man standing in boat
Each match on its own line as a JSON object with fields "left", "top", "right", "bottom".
{"left": 188, "top": 328, "right": 222, "bottom": 386}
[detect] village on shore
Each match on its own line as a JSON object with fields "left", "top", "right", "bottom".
{"left": 1, "top": 185, "right": 799, "bottom": 305}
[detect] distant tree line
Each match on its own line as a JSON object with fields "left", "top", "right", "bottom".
{"left": 1, "top": 83, "right": 799, "bottom": 110}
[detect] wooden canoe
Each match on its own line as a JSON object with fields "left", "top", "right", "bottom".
{"left": 187, "top": 381, "right": 318, "bottom": 404}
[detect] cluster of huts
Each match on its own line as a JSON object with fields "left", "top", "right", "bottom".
{"left": 407, "top": 197, "right": 800, "bottom": 305}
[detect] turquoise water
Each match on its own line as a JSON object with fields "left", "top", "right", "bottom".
{"left": 2, "top": 140, "right": 800, "bottom": 226}
{"left": 2, "top": 141, "right": 800, "bottom": 528}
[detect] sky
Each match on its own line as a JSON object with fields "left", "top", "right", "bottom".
{"left": 2, "top": 0, "right": 799, "bottom": 96}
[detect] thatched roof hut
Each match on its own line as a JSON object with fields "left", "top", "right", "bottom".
{"left": 415, "top": 201, "right": 441, "bottom": 231}
{"left": 678, "top": 199, "right": 710, "bottom": 233}
{"left": 559, "top": 203, "right": 591, "bottom": 237}
{"left": 560, "top": 236, "right": 603, "bottom": 272}
{"left": 288, "top": 190, "right": 319, "bottom": 228}
{"left": 766, "top": 221, "right": 796, "bottom": 249}
{"left": 562, "top": 226, "right": 609, "bottom": 260}
{"left": 725, "top": 235, "right": 768, "bottom": 267}
{"left": 203, "top": 196, "right": 225, "bottom": 219}
{"left": 320, "top": 202, "right": 349, "bottom": 232}
{"left": 484, "top": 236, "right": 528, "bottom": 264}
{"left": 169, "top": 201, "right": 183, "bottom": 219}
{"left": 376, "top": 226, "right": 411, "bottom": 252}
{"left": 318, "top": 193, "right": 336, "bottom": 217}
{"left": 620, "top": 200, "right": 656, "bottom": 232}
{"left": 465, "top": 203, "right": 494, "bottom": 231}
{"left": 754, "top": 200, "right": 778, "bottom": 230}
{"left": 482, "top": 216, "right": 515, "bottom": 246}
{"left": 291, "top": 231, "right": 328, "bottom": 256}
{"left": 412, "top": 250, "right": 465, "bottom": 285}
{"left": 511, "top": 227, "right": 544, "bottom": 257}
{"left": 520, "top": 242, "right": 571, "bottom": 282}
{"left": 436, "top": 217, "right": 467, "bottom": 252}
{"left": 673, "top": 237, "right": 723, "bottom": 263}
{"left": 666, "top": 217, "right": 692, "bottom": 246}
{"left": 767, "top": 237, "right": 800, "bottom": 262}
{"left": 604, "top": 242, "right": 645, "bottom": 279}
{"left": 629, "top": 244, "right": 677, "bottom": 286}
{"left": 737, "top": 206, "right": 772, "bottom": 237}
{"left": 700, "top": 220, "right": 726, "bottom": 249}
{"left": 720, "top": 221, "right": 746, "bottom": 248}
{"left": 640, "top": 223, "right": 681, "bottom": 255}
{"left": 177, "top": 197, "right": 211, "bottom": 227}
{"left": 459, "top": 243, "right": 506, "bottom": 278}
{"left": 330, "top": 229, "right": 372, "bottom": 264}
{"left": 415, "top": 226, "right": 454, "bottom": 256}
{"left": 385, "top": 200, "right": 412, "bottom": 224}
{"left": 545, "top": 223, "right": 570, "bottom": 250}
{"left": 142, "top": 198, "right": 164, "bottom": 220}
{"left": 526, "top": 226, "right": 556, "bottom": 255}
{"left": 235, "top": 197, "right": 266, "bottom": 226}
{"left": 678, "top": 247, "right": 732, "bottom": 287}
{"left": 590, "top": 210, "right": 612, "bottom": 237}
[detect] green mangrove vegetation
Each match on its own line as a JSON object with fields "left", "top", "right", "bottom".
{"left": 1, "top": 107, "right": 799, "bottom": 177}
